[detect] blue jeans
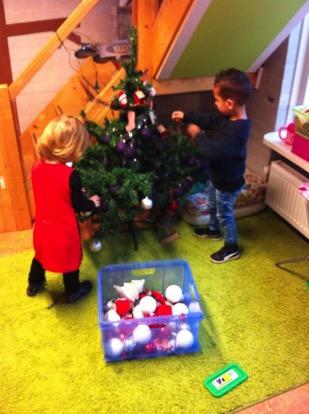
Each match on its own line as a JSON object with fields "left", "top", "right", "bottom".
{"left": 207, "top": 181, "right": 242, "bottom": 245}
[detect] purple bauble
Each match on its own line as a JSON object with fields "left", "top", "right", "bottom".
{"left": 110, "top": 184, "right": 121, "bottom": 194}
{"left": 173, "top": 185, "right": 185, "bottom": 197}
{"left": 101, "top": 135, "right": 109, "bottom": 144}
{"left": 100, "top": 200, "right": 109, "bottom": 211}
{"left": 124, "top": 145, "right": 136, "bottom": 158}
{"left": 116, "top": 140, "right": 126, "bottom": 152}
{"left": 140, "top": 127, "right": 152, "bottom": 139}
{"left": 188, "top": 156, "right": 196, "bottom": 166}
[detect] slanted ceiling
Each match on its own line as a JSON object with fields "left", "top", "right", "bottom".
{"left": 157, "top": 0, "right": 309, "bottom": 80}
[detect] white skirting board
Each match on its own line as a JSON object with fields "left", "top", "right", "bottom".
{"left": 265, "top": 161, "right": 309, "bottom": 239}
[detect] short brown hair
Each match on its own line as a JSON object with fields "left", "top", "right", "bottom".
{"left": 214, "top": 68, "right": 252, "bottom": 105}
{"left": 37, "top": 115, "right": 89, "bottom": 163}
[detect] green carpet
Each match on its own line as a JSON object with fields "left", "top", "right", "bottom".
{"left": 1, "top": 210, "right": 308, "bottom": 414}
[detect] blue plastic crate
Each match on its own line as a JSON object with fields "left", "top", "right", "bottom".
{"left": 98, "top": 259, "right": 204, "bottom": 362}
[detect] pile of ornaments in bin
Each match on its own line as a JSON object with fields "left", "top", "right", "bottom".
{"left": 103, "top": 279, "right": 201, "bottom": 359}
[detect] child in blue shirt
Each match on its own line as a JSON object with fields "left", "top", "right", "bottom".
{"left": 172, "top": 68, "right": 252, "bottom": 263}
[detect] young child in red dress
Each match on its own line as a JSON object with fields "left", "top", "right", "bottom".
{"left": 27, "top": 115, "right": 100, "bottom": 303}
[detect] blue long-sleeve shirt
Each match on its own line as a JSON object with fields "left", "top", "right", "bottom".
{"left": 183, "top": 112, "right": 251, "bottom": 191}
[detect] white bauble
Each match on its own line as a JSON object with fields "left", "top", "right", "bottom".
{"left": 188, "top": 301, "right": 202, "bottom": 313}
{"left": 172, "top": 303, "right": 189, "bottom": 316}
{"left": 132, "top": 304, "right": 144, "bottom": 319}
{"left": 141, "top": 196, "right": 153, "bottom": 210}
{"left": 105, "top": 309, "right": 121, "bottom": 322}
{"left": 179, "top": 322, "right": 191, "bottom": 331}
{"left": 165, "top": 285, "right": 183, "bottom": 304}
{"left": 139, "top": 295, "right": 157, "bottom": 314}
{"left": 89, "top": 238, "right": 103, "bottom": 253}
{"left": 106, "top": 300, "right": 114, "bottom": 310}
{"left": 124, "top": 337, "right": 136, "bottom": 352}
{"left": 105, "top": 337, "right": 124, "bottom": 357}
{"left": 175, "top": 329, "right": 194, "bottom": 349}
{"left": 133, "top": 324, "right": 152, "bottom": 345}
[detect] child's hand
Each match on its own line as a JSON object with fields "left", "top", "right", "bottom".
{"left": 90, "top": 195, "right": 100, "bottom": 207}
{"left": 186, "top": 124, "right": 201, "bottom": 143}
{"left": 171, "top": 111, "right": 184, "bottom": 122}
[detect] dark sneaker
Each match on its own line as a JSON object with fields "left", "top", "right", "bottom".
{"left": 193, "top": 227, "right": 221, "bottom": 240}
{"left": 67, "top": 280, "right": 93, "bottom": 303}
{"left": 26, "top": 283, "right": 45, "bottom": 297}
{"left": 210, "top": 244, "right": 240, "bottom": 263}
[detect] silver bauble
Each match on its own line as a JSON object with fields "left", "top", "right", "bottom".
{"left": 89, "top": 238, "right": 103, "bottom": 253}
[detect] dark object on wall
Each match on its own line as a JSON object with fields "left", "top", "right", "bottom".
{"left": 75, "top": 40, "right": 129, "bottom": 63}
{"left": 74, "top": 43, "right": 97, "bottom": 59}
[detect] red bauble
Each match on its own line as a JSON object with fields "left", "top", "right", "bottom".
{"left": 115, "top": 298, "right": 132, "bottom": 316}
{"left": 159, "top": 325, "right": 172, "bottom": 339}
{"left": 151, "top": 290, "right": 165, "bottom": 304}
{"left": 144, "top": 342, "right": 156, "bottom": 354}
{"left": 168, "top": 200, "right": 179, "bottom": 211}
{"left": 139, "top": 292, "right": 147, "bottom": 300}
{"left": 155, "top": 304, "right": 172, "bottom": 316}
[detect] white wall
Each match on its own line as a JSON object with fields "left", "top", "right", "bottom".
{"left": 4, "top": 0, "right": 119, "bottom": 131}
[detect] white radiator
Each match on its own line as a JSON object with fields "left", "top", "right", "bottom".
{"left": 265, "top": 161, "right": 309, "bottom": 239}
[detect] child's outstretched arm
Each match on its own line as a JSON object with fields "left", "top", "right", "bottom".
{"left": 70, "top": 170, "right": 100, "bottom": 213}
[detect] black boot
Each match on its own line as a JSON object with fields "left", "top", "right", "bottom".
{"left": 67, "top": 281, "right": 93, "bottom": 303}
{"left": 27, "top": 258, "right": 46, "bottom": 297}
{"left": 63, "top": 270, "right": 92, "bottom": 303}
{"left": 27, "top": 282, "right": 46, "bottom": 297}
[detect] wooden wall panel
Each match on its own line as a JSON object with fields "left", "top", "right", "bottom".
{"left": 0, "top": 84, "right": 32, "bottom": 232}
{"left": 135, "top": 0, "right": 194, "bottom": 77}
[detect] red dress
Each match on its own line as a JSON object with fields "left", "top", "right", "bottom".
{"left": 32, "top": 161, "right": 82, "bottom": 273}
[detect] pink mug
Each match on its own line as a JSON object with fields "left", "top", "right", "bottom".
{"left": 278, "top": 123, "right": 295, "bottom": 145}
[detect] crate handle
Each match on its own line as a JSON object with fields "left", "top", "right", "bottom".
{"left": 130, "top": 267, "right": 156, "bottom": 276}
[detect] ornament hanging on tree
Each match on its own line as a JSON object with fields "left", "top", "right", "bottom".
{"left": 116, "top": 139, "right": 127, "bottom": 152}
{"left": 140, "top": 126, "right": 152, "bottom": 139}
{"left": 133, "top": 89, "right": 146, "bottom": 106}
{"left": 141, "top": 196, "right": 153, "bottom": 210}
{"left": 89, "top": 238, "right": 103, "bottom": 253}
{"left": 118, "top": 90, "right": 128, "bottom": 108}
{"left": 168, "top": 200, "right": 179, "bottom": 212}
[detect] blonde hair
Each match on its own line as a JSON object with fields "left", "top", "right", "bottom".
{"left": 36, "top": 115, "right": 89, "bottom": 163}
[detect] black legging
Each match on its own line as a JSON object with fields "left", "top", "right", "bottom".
{"left": 28, "top": 258, "right": 80, "bottom": 294}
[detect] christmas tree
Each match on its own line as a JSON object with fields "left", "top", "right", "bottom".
{"left": 77, "top": 27, "right": 201, "bottom": 248}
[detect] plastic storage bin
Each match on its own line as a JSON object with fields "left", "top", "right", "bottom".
{"left": 98, "top": 259, "right": 204, "bottom": 362}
